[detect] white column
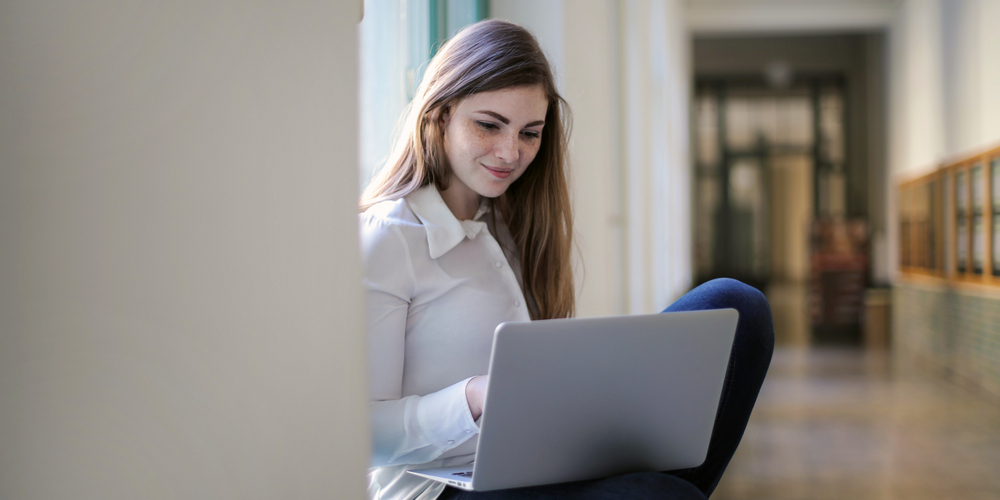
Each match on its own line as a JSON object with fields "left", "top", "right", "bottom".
{"left": 621, "top": 0, "right": 692, "bottom": 314}
{"left": 659, "top": 0, "right": 693, "bottom": 308}
{"left": 563, "top": 0, "right": 626, "bottom": 317}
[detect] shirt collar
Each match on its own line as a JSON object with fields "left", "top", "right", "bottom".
{"left": 407, "top": 184, "right": 490, "bottom": 259}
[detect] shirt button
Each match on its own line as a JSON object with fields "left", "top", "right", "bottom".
{"left": 495, "top": 261, "right": 503, "bottom": 268}
{"left": 447, "top": 440, "right": 455, "bottom": 445}
{"left": 465, "top": 430, "right": 472, "bottom": 434}
{"left": 514, "top": 300, "right": 521, "bottom": 307}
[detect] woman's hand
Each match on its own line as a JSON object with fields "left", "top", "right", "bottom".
{"left": 465, "top": 375, "right": 489, "bottom": 421}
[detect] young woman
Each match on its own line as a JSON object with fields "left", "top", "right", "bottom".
{"left": 360, "top": 19, "right": 774, "bottom": 500}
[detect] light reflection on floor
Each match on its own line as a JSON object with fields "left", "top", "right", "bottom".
{"left": 713, "top": 347, "right": 1000, "bottom": 500}
{"left": 710, "top": 283, "right": 1000, "bottom": 499}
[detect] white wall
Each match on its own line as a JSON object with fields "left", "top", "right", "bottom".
{"left": 0, "top": 2, "right": 369, "bottom": 498}
{"left": 491, "top": 0, "right": 567, "bottom": 91}
{"left": 941, "top": 0, "right": 1000, "bottom": 157}
{"left": 886, "top": 0, "right": 1000, "bottom": 172}
{"left": 492, "top": 0, "right": 692, "bottom": 316}
{"left": 562, "top": 0, "right": 627, "bottom": 316}
{"left": 621, "top": 0, "right": 693, "bottom": 313}
{"left": 890, "top": 0, "right": 946, "bottom": 179}
{"left": 982, "top": 1, "right": 1000, "bottom": 144}
{"left": 886, "top": 0, "right": 1000, "bottom": 281}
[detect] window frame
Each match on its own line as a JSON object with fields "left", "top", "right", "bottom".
{"left": 900, "top": 144, "right": 1000, "bottom": 289}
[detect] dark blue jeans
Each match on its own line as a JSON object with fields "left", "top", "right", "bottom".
{"left": 438, "top": 279, "right": 775, "bottom": 499}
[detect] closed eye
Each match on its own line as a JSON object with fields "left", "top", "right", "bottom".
{"left": 522, "top": 131, "right": 541, "bottom": 139}
{"left": 476, "top": 121, "right": 499, "bottom": 131}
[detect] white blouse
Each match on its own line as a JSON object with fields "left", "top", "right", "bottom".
{"left": 361, "top": 185, "right": 531, "bottom": 500}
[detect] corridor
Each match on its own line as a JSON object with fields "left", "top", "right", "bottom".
{"left": 714, "top": 347, "right": 1000, "bottom": 499}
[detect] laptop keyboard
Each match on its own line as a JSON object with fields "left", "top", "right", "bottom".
{"left": 451, "top": 471, "right": 473, "bottom": 478}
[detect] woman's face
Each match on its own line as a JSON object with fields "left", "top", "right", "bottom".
{"left": 441, "top": 85, "right": 548, "bottom": 203}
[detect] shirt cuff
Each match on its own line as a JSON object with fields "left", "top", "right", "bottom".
{"left": 416, "top": 377, "right": 481, "bottom": 449}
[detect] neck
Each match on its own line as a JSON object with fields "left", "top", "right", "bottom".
{"left": 439, "top": 182, "right": 481, "bottom": 221}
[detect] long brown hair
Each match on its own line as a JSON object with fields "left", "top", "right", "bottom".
{"left": 360, "top": 19, "right": 574, "bottom": 320}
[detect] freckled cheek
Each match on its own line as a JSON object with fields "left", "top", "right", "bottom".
{"left": 461, "top": 128, "right": 493, "bottom": 158}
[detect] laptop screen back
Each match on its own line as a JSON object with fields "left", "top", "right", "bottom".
{"left": 471, "top": 309, "right": 739, "bottom": 491}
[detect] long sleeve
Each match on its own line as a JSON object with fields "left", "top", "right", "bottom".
{"left": 361, "top": 214, "right": 481, "bottom": 468}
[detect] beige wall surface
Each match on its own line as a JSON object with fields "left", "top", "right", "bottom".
{"left": 0, "top": 2, "right": 369, "bottom": 498}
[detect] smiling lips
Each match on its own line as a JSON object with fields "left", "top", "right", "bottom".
{"left": 482, "top": 164, "right": 514, "bottom": 179}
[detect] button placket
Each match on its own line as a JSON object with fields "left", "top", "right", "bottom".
{"left": 481, "top": 231, "right": 529, "bottom": 317}
{"left": 492, "top": 238, "right": 527, "bottom": 314}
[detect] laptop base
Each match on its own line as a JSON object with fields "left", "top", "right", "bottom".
{"left": 408, "top": 465, "right": 475, "bottom": 491}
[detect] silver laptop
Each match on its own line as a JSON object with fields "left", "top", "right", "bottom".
{"left": 408, "top": 308, "right": 739, "bottom": 492}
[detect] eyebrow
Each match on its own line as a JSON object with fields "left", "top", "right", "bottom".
{"left": 475, "top": 110, "right": 545, "bottom": 128}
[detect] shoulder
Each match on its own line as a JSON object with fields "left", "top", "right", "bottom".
{"left": 360, "top": 198, "right": 422, "bottom": 296}
{"left": 359, "top": 198, "right": 423, "bottom": 262}
{"left": 360, "top": 198, "right": 419, "bottom": 234}
{"left": 361, "top": 197, "right": 416, "bottom": 225}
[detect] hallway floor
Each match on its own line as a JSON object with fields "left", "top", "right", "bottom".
{"left": 713, "top": 347, "right": 1000, "bottom": 500}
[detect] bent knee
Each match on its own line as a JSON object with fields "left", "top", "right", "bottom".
{"left": 701, "top": 279, "right": 774, "bottom": 348}
{"left": 701, "top": 278, "right": 768, "bottom": 312}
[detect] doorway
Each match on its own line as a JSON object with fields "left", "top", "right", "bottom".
{"left": 693, "top": 75, "right": 862, "bottom": 345}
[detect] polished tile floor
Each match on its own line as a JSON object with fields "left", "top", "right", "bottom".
{"left": 713, "top": 347, "right": 1000, "bottom": 500}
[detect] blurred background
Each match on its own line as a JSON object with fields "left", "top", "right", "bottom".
{"left": 361, "top": 1, "right": 1000, "bottom": 498}
{"left": 2, "top": 1, "right": 998, "bottom": 498}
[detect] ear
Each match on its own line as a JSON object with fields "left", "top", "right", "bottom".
{"left": 439, "top": 106, "right": 452, "bottom": 129}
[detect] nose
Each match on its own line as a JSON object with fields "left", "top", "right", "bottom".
{"left": 494, "top": 133, "right": 519, "bottom": 164}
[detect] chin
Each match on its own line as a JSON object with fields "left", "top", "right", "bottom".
{"left": 477, "top": 188, "right": 508, "bottom": 199}
{"left": 475, "top": 180, "right": 514, "bottom": 199}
